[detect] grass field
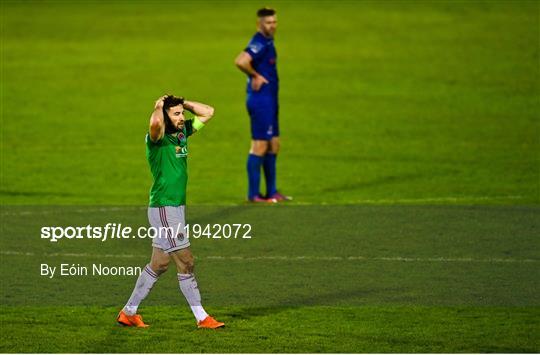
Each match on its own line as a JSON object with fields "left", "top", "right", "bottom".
{"left": 1, "top": 0, "right": 539, "bottom": 353}
{"left": 1, "top": 205, "right": 539, "bottom": 352}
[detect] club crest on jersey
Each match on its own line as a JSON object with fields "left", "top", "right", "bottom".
{"left": 249, "top": 42, "right": 263, "bottom": 54}
{"left": 176, "top": 132, "right": 186, "bottom": 144}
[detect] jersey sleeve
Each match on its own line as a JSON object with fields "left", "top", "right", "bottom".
{"left": 245, "top": 38, "right": 266, "bottom": 61}
{"left": 185, "top": 119, "right": 194, "bottom": 137}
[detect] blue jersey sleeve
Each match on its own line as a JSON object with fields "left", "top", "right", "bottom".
{"left": 245, "top": 37, "right": 266, "bottom": 61}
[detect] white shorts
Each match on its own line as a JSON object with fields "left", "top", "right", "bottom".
{"left": 147, "top": 206, "right": 190, "bottom": 253}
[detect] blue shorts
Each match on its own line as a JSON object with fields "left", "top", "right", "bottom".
{"left": 247, "top": 94, "right": 279, "bottom": 140}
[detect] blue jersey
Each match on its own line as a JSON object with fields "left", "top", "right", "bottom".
{"left": 244, "top": 32, "right": 278, "bottom": 96}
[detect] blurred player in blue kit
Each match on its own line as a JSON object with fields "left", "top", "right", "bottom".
{"left": 235, "top": 7, "right": 291, "bottom": 203}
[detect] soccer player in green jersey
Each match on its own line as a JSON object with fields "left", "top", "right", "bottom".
{"left": 117, "top": 95, "right": 224, "bottom": 329}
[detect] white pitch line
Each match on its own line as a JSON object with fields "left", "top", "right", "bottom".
{"left": 0, "top": 206, "right": 147, "bottom": 216}
{"left": 0, "top": 195, "right": 531, "bottom": 216}
{"left": 335, "top": 195, "right": 528, "bottom": 204}
{"left": 0, "top": 251, "right": 142, "bottom": 258}
{"left": 207, "top": 255, "right": 538, "bottom": 263}
{"left": 0, "top": 251, "right": 537, "bottom": 263}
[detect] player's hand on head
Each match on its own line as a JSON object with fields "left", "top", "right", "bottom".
{"left": 154, "top": 95, "right": 168, "bottom": 110}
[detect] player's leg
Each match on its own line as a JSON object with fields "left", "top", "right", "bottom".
{"left": 169, "top": 247, "right": 224, "bottom": 328}
{"left": 167, "top": 206, "right": 224, "bottom": 328}
{"left": 263, "top": 136, "right": 279, "bottom": 198}
{"left": 262, "top": 99, "right": 278, "bottom": 198}
{"left": 246, "top": 96, "right": 273, "bottom": 201}
{"left": 124, "top": 247, "right": 170, "bottom": 314}
{"left": 248, "top": 139, "right": 269, "bottom": 200}
{"left": 264, "top": 102, "right": 291, "bottom": 201}
{"left": 118, "top": 247, "right": 170, "bottom": 327}
{"left": 169, "top": 247, "right": 203, "bottom": 318}
{"left": 269, "top": 136, "right": 280, "bottom": 154}
{"left": 251, "top": 139, "right": 270, "bottom": 155}
{"left": 118, "top": 206, "right": 178, "bottom": 327}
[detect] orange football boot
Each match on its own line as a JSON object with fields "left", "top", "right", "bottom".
{"left": 117, "top": 310, "right": 149, "bottom": 328}
{"left": 197, "top": 315, "right": 225, "bottom": 329}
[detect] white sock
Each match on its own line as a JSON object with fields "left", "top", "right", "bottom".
{"left": 123, "top": 264, "right": 159, "bottom": 315}
{"left": 178, "top": 273, "right": 209, "bottom": 322}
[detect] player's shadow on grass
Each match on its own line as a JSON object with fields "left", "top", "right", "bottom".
{"left": 220, "top": 287, "right": 399, "bottom": 320}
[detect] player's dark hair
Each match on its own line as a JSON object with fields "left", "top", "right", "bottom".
{"left": 162, "top": 95, "right": 184, "bottom": 133}
{"left": 257, "top": 7, "right": 276, "bottom": 18}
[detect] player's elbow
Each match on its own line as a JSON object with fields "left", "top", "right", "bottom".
{"left": 201, "top": 107, "right": 215, "bottom": 123}
{"left": 150, "top": 115, "right": 162, "bottom": 129}
{"left": 234, "top": 55, "right": 242, "bottom": 67}
{"left": 207, "top": 106, "right": 215, "bottom": 118}
{"left": 234, "top": 55, "right": 247, "bottom": 69}
{"left": 150, "top": 121, "right": 160, "bottom": 131}
{"left": 149, "top": 122, "right": 162, "bottom": 142}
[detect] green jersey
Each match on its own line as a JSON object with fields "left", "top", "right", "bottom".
{"left": 146, "top": 120, "right": 194, "bottom": 207}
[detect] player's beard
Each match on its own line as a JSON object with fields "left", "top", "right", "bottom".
{"left": 164, "top": 116, "right": 182, "bottom": 134}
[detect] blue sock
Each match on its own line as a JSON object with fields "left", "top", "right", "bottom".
{"left": 263, "top": 153, "right": 277, "bottom": 197}
{"left": 247, "top": 154, "right": 264, "bottom": 199}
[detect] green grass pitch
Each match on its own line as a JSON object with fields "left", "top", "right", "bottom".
{"left": 1, "top": 0, "right": 539, "bottom": 353}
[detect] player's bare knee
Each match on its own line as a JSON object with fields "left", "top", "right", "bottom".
{"left": 250, "top": 140, "right": 269, "bottom": 156}
{"left": 184, "top": 262, "right": 195, "bottom": 274}
{"left": 182, "top": 254, "right": 195, "bottom": 273}
{"left": 150, "top": 260, "right": 169, "bottom": 275}
{"left": 176, "top": 260, "right": 194, "bottom": 274}
{"left": 270, "top": 139, "right": 280, "bottom": 154}
{"left": 157, "top": 262, "right": 169, "bottom": 274}
{"left": 171, "top": 249, "right": 195, "bottom": 274}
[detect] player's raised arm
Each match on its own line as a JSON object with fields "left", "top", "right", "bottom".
{"left": 183, "top": 100, "right": 214, "bottom": 123}
{"left": 149, "top": 95, "right": 166, "bottom": 142}
{"left": 235, "top": 51, "right": 268, "bottom": 92}
{"left": 183, "top": 100, "right": 215, "bottom": 133}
